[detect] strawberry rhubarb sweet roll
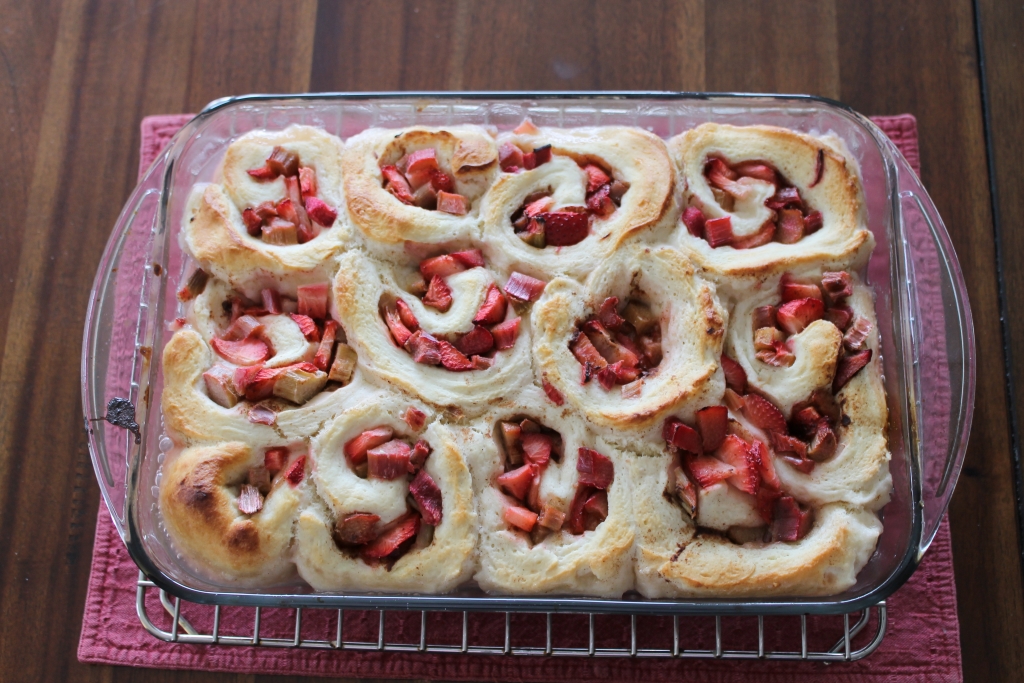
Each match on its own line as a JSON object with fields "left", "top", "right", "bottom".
{"left": 162, "top": 272, "right": 368, "bottom": 447}
{"left": 720, "top": 267, "right": 891, "bottom": 509}
{"left": 479, "top": 121, "right": 674, "bottom": 282}
{"left": 463, "top": 385, "right": 634, "bottom": 596}
{"left": 341, "top": 125, "right": 498, "bottom": 247}
{"left": 159, "top": 441, "right": 308, "bottom": 585}
{"left": 668, "top": 123, "right": 873, "bottom": 277}
{"left": 294, "top": 395, "right": 476, "bottom": 592}
{"left": 531, "top": 244, "right": 726, "bottom": 440}
{"left": 333, "top": 246, "right": 533, "bottom": 416}
{"left": 182, "top": 125, "right": 349, "bottom": 287}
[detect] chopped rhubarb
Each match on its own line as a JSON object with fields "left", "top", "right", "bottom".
{"left": 705, "top": 157, "right": 739, "bottom": 188}
{"left": 179, "top": 268, "right": 209, "bottom": 302}
{"left": 262, "top": 218, "right": 298, "bottom": 245}
{"left": 500, "top": 421, "right": 523, "bottom": 464}
{"left": 811, "top": 149, "right": 825, "bottom": 187}
{"left": 436, "top": 191, "right": 470, "bottom": 216}
{"left": 695, "top": 405, "right": 729, "bottom": 452}
{"left": 498, "top": 463, "right": 536, "bottom": 501}
{"left": 385, "top": 307, "right": 414, "bottom": 346}
{"left": 223, "top": 314, "right": 264, "bottom": 341}
{"left": 584, "top": 164, "right": 611, "bottom": 193}
{"left": 734, "top": 161, "right": 778, "bottom": 184}
{"left": 582, "top": 490, "right": 609, "bottom": 529}
{"left": 790, "top": 406, "right": 823, "bottom": 438}
{"left": 584, "top": 320, "right": 640, "bottom": 367}
{"left": 808, "top": 420, "right": 837, "bottom": 461}
{"left": 779, "top": 453, "right": 816, "bottom": 474}
{"left": 756, "top": 341, "right": 796, "bottom": 367}
{"left": 313, "top": 320, "right": 338, "bottom": 371}
{"left": 299, "top": 166, "right": 318, "bottom": 197}
{"left": 304, "top": 196, "right": 337, "bottom": 227}
{"left": 437, "top": 340, "right": 474, "bottom": 371}
{"left": 237, "top": 484, "right": 264, "bottom": 515}
{"left": 499, "top": 143, "right": 525, "bottom": 171}
{"left": 833, "top": 349, "right": 872, "bottom": 392}
{"left": 524, "top": 195, "right": 555, "bottom": 218}
{"left": 682, "top": 206, "right": 707, "bottom": 238}
{"left": 472, "top": 355, "right": 494, "bottom": 370}
{"left": 382, "top": 165, "right": 414, "bottom": 204}
{"left": 844, "top": 316, "right": 873, "bottom": 351}
{"left": 404, "top": 148, "right": 440, "bottom": 175}
{"left": 522, "top": 151, "right": 537, "bottom": 170}
{"left": 267, "top": 146, "right": 299, "bottom": 177}
{"left": 474, "top": 284, "right": 508, "bottom": 325}
{"left": 685, "top": 455, "right": 736, "bottom": 489}
{"left": 537, "top": 504, "right": 566, "bottom": 531}
{"left": 203, "top": 365, "right": 239, "bottom": 408}
{"left": 367, "top": 439, "right": 413, "bottom": 480}
{"left": 821, "top": 271, "right": 853, "bottom": 304}
{"left": 804, "top": 210, "right": 824, "bottom": 233}
{"left": 406, "top": 331, "right": 443, "bottom": 365}
{"left": 513, "top": 118, "right": 540, "bottom": 135}
{"left": 720, "top": 355, "right": 748, "bottom": 393}
{"left": 504, "top": 272, "right": 547, "bottom": 302}
{"left": 776, "top": 297, "right": 825, "bottom": 335}
{"left": 409, "top": 469, "right": 444, "bottom": 525}
{"left": 752, "top": 305, "right": 777, "bottom": 332}
{"left": 597, "top": 297, "right": 625, "bottom": 331}
{"left": 742, "top": 394, "right": 788, "bottom": 433}
{"left": 283, "top": 455, "right": 306, "bottom": 485}
{"left": 732, "top": 222, "right": 776, "bottom": 249}
{"left": 287, "top": 314, "right": 318, "bottom": 342}
{"left": 334, "top": 513, "right": 380, "bottom": 545}
{"left": 577, "top": 448, "right": 614, "bottom": 489}
{"left": 491, "top": 317, "right": 521, "bottom": 350}
{"left": 403, "top": 406, "right": 427, "bottom": 430}
{"left": 361, "top": 514, "right": 420, "bottom": 559}
{"left": 663, "top": 418, "right": 702, "bottom": 455}
{"left": 571, "top": 332, "right": 607, "bottom": 372}
{"left": 211, "top": 336, "right": 270, "bottom": 366}
{"left": 233, "top": 365, "right": 273, "bottom": 401}
{"left": 409, "top": 440, "right": 431, "bottom": 471}
{"left": 242, "top": 208, "right": 263, "bottom": 236}
{"left": 566, "top": 486, "right": 591, "bottom": 534}
{"left": 264, "top": 447, "right": 288, "bottom": 475}
{"left": 422, "top": 276, "right": 453, "bottom": 312}
{"left": 771, "top": 496, "right": 813, "bottom": 541}
{"left": 824, "top": 305, "right": 854, "bottom": 331}
{"left": 521, "top": 433, "right": 553, "bottom": 468}
{"left": 542, "top": 380, "right": 565, "bottom": 405}
{"left": 587, "top": 184, "right": 615, "bottom": 216}
{"left": 533, "top": 144, "right": 552, "bottom": 165}
{"left": 449, "top": 249, "right": 485, "bottom": 269}
{"left": 248, "top": 466, "right": 272, "bottom": 494}
{"left": 455, "top": 325, "right": 495, "bottom": 357}
{"left": 344, "top": 426, "right": 395, "bottom": 467}
{"left": 703, "top": 216, "right": 734, "bottom": 247}
{"left": 297, "top": 283, "right": 329, "bottom": 320}
{"left": 328, "top": 344, "right": 357, "bottom": 385}
{"left": 419, "top": 254, "right": 465, "bottom": 280}
{"left": 716, "top": 435, "right": 760, "bottom": 495}
{"left": 766, "top": 186, "right": 801, "bottom": 210}
{"left": 504, "top": 505, "right": 538, "bottom": 532}
{"left": 273, "top": 366, "right": 328, "bottom": 405}
{"left": 538, "top": 211, "right": 590, "bottom": 246}
{"left": 247, "top": 164, "right": 276, "bottom": 180}
{"left": 776, "top": 209, "right": 805, "bottom": 244}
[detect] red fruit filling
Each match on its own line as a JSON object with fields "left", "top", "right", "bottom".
{"left": 238, "top": 447, "right": 311, "bottom": 515}
{"left": 242, "top": 147, "right": 337, "bottom": 243}
{"left": 380, "top": 147, "right": 469, "bottom": 215}
{"left": 570, "top": 297, "right": 662, "bottom": 393}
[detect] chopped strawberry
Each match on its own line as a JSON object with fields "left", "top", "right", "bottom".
{"left": 721, "top": 355, "right": 748, "bottom": 393}
{"left": 297, "top": 283, "right": 329, "bottom": 320}
{"left": 833, "top": 349, "right": 872, "bottom": 392}
{"left": 537, "top": 504, "right": 566, "bottom": 531}
{"left": 776, "top": 209, "right": 805, "bottom": 244}
{"left": 598, "top": 297, "right": 625, "bottom": 331}
{"left": 232, "top": 365, "right": 270, "bottom": 400}
{"left": 695, "top": 405, "right": 729, "bottom": 452}
{"left": 382, "top": 165, "right": 414, "bottom": 204}
{"left": 344, "top": 427, "right": 394, "bottom": 467}
{"left": 491, "top": 317, "right": 521, "bottom": 350}
{"left": 299, "top": 166, "right": 318, "bottom": 197}
{"left": 450, "top": 249, "right": 484, "bottom": 269}
{"left": 704, "top": 216, "right": 734, "bottom": 247}
{"left": 684, "top": 454, "right": 736, "bottom": 489}
{"left": 682, "top": 206, "right": 707, "bottom": 237}
{"left": 409, "top": 439, "right": 431, "bottom": 471}
{"left": 723, "top": 387, "right": 746, "bottom": 412}
{"left": 409, "top": 469, "right": 444, "bottom": 525}
{"left": 583, "top": 320, "right": 640, "bottom": 367}
{"left": 211, "top": 336, "right": 270, "bottom": 366}
{"left": 283, "top": 455, "right": 306, "bottom": 486}
{"left": 584, "top": 164, "right": 611, "bottom": 193}
{"left": 247, "top": 164, "right": 277, "bottom": 180}
{"left": 771, "top": 496, "right": 813, "bottom": 541}
{"left": 289, "top": 314, "right": 319, "bottom": 342}
{"left": 582, "top": 489, "right": 609, "bottom": 528}
{"left": 780, "top": 281, "right": 823, "bottom": 303}
{"left": 821, "top": 271, "right": 853, "bottom": 304}
{"left": 513, "top": 119, "right": 540, "bottom": 135}
{"left": 521, "top": 433, "right": 553, "bottom": 468}
{"left": 522, "top": 151, "right": 537, "bottom": 170}
{"left": 732, "top": 222, "right": 776, "bottom": 249}
{"left": 790, "top": 406, "right": 823, "bottom": 438}
{"left": 779, "top": 453, "right": 815, "bottom": 474}
{"left": 334, "top": 513, "right": 380, "bottom": 545}
{"left": 577, "top": 448, "right": 614, "bottom": 489}
{"left": 766, "top": 186, "right": 801, "bottom": 210}
{"left": 276, "top": 197, "right": 300, "bottom": 226}
{"left": 422, "top": 276, "right": 453, "bottom": 312}
{"left": 533, "top": 144, "right": 552, "bottom": 165}
{"left": 437, "top": 340, "right": 474, "bottom": 371}
{"left": 742, "top": 394, "right": 788, "bottom": 433}
{"left": 304, "top": 196, "right": 337, "bottom": 227}
{"left": 586, "top": 184, "right": 615, "bottom": 216}
{"left": 769, "top": 431, "right": 808, "bottom": 459}
{"left": 542, "top": 380, "right": 565, "bottom": 405}
{"left": 733, "top": 161, "right": 778, "bottom": 184}
{"left": 518, "top": 217, "right": 546, "bottom": 247}
{"left": 524, "top": 196, "right": 555, "bottom": 217}
{"left": 504, "top": 272, "right": 546, "bottom": 302}
{"left": 429, "top": 168, "right": 455, "bottom": 193}
{"left": 777, "top": 297, "right": 825, "bottom": 335}
{"left": 752, "top": 305, "right": 777, "bottom": 332}
{"left": 844, "top": 316, "right": 873, "bottom": 351}
{"left": 361, "top": 513, "right": 420, "bottom": 559}
{"left": 419, "top": 254, "right": 466, "bottom": 280}
{"left": 367, "top": 439, "right": 413, "bottom": 480}
{"left": 504, "top": 505, "right": 538, "bottom": 532}
{"left": 405, "top": 330, "right": 443, "bottom": 365}
{"left": 824, "top": 305, "right": 854, "bottom": 331}
{"left": 472, "top": 355, "right": 494, "bottom": 370}
{"left": 263, "top": 447, "right": 288, "bottom": 476}
{"left": 808, "top": 419, "right": 837, "bottom": 461}
{"left": 538, "top": 211, "right": 590, "bottom": 246}
{"left": 242, "top": 208, "right": 264, "bottom": 235}
{"left": 385, "top": 307, "right": 414, "bottom": 346}
{"left": 804, "top": 210, "right": 824, "bottom": 233}
{"left": 474, "top": 284, "right": 508, "bottom": 325}
{"left": 403, "top": 406, "right": 427, "bottom": 430}
{"left": 436, "top": 191, "right": 470, "bottom": 216}
{"left": 715, "top": 434, "right": 760, "bottom": 495}
{"left": 498, "top": 463, "right": 536, "bottom": 501}
{"left": 754, "top": 485, "right": 783, "bottom": 525}
{"left": 455, "top": 325, "right": 494, "bottom": 356}
{"left": 750, "top": 439, "right": 781, "bottom": 490}
{"left": 313, "top": 320, "right": 338, "bottom": 371}
{"left": 499, "top": 142, "right": 525, "bottom": 171}
{"left": 404, "top": 148, "right": 440, "bottom": 176}
{"left": 566, "top": 486, "right": 591, "bottom": 534}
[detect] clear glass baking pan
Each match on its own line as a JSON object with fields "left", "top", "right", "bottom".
{"left": 82, "top": 92, "right": 974, "bottom": 616}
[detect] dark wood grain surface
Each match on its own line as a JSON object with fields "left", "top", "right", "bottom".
{"left": 1, "top": 1, "right": 1021, "bottom": 681}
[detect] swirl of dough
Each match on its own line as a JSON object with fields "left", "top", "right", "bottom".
{"left": 158, "top": 441, "right": 305, "bottom": 585}
{"left": 669, "top": 123, "right": 873, "bottom": 277}
{"left": 480, "top": 126, "right": 673, "bottom": 281}
{"left": 294, "top": 395, "right": 477, "bottom": 593}
{"left": 532, "top": 244, "right": 725, "bottom": 441}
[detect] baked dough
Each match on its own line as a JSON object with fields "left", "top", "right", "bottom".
{"left": 294, "top": 395, "right": 477, "bottom": 593}
{"left": 481, "top": 126, "right": 674, "bottom": 281}
{"left": 159, "top": 441, "right": 304, "bottom": 585}
{"left": 669, "top": 123, "right": 873, "bottom": 277}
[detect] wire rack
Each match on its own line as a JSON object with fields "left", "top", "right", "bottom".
{"left": 136, "top": 572, "right": 887, "bottom": 661}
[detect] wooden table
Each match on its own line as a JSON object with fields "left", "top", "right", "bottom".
{"left": 1, "top": 1, "right": 1021, "bottom": 680}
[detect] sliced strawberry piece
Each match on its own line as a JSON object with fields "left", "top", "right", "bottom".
{"left": 264, "top": 447, "right": 288, "bottom": 475}
{"left": 524, "top": 195, "right": 555, "bottom": 217}
{"left": 312, "top": 320, "right": 338, "bottom": 371}
{"left": 521, "top": 433, "right": 553, "bottom": 468}
{"left": 766, "top": 186, "right": 801, "bottom": 210}
{"left": 499, "top": 142, "right": 525, "bottom": 171}
{"left": 749, "top": 439, "right": 781, "bottom": 490}
{"left": 404, "top": 148, "right": 439, "bottom": 174}
{"left": 597, "top": 297, "right": 625, "bottom": 331}
{"left": 504, "top": 505, "right": 538, "bottom": 532}
{"left": 586, "top": 184, "right": 615, "bottom": 217}
{"left": 582, "top": 490, "right": 609, "bottom": 529}
{"left": 211, "top": 336, "right": 270, "bottom": 366}
{"left": 436, "top": 191, "right": 470, "bottom": 216}
{"left": 583, "top": 320, "right": 640, "bottom": 367}
{"left": 771, "top": 496, "right": 813, "bottom": 541}
{"left": 695, "top": 405, "right": 729, "bottom": 452}
{"left": 770, "top": 431, "right": 808, "bottom": 459}
{"left": 571, "top": 332, "right": 608, "bottom": 371}
{"left": 455, "top": 325, "right": 494, "bottom": 356}
{"left": 344, "top": 427, "right": 394, "bottom": 467}
{"left": 584, "top": 164, "right": 611, "bottom": 193}
{"left": 403, "top": 406, "right": 426, "bottom": 430}
{"left": 732, "top": 221, "right": 776, "bottom": 249}
{"left": 498, "top": 463, "right": 536, "bottom": 501}
{"left": 703, "top": 215, "right": 734, "bottom": 247}
{"left": 577, "top": 448, "right": 614, "bottom": 489}
{"left": 297, "top": 283, "right": 329, "bottom": 320}
{"left": 419, "top": 254, "right": 465, "bottom": 280}
{"left": 334, "top": 512, "right": 380, "bottom": 545}
{"left": 304, "top": 196, "right": 337, "bottom": 227}
{"left": 474, "top": 284, "right": 508, "bottom": 325}
{"left": 242, "top": 208, "right": 264, "bottom": 236}
{"left": 777, "top": 297, "right": 825, "bottom": 335}
{"left": 754, "top": 485, "right": 783, "bottom": 525}
{"left": 721, "top": 355, "right": 748, "bottom": 393}
{"left": 804, "top": 210, "right": 824, "bottom": 233}
{"left": 808, "top": 419, "right": 837, "bottom": 461}
{"left": 741, "top": 394, "right": 788, "bottom": 433}
{"left": 790, "top": 405, "right": 823, "bottom": 439}
{"left": 780, "top": 282, "right": 823, "bottom": 303}
{"left": 684, "top": 454, "right": 736, "bottom": 489}
{"left": 472, "top": 355, "right": 494, "bottom": 370}
{"left": 824, "top": 305, "right": 854, "bottom": 331}
{"left": 449, "top": 249, "right": 484, "bottom": 269}
{"left": 299, "top": 166, "right": 318, "bottom": 197}
{"left": 537, "top": 504, "right": 565, "bottom": 531}
{"left": 682, "top": 206, "right": 707, "bottom": 237}
{"left": 428, "top": 168, "right": 455, "bottom": 193}
{"left": 752, "top": 305, "right": 777, "bottom": 332}
{"left": 366, "top": 439, "right": 412, "bottom": 480}
{"left": 504, "top": 272, "right": 547, "bottom": 302}
{"left": 247, "top": 164, "right": 277, "bottom": 180}
{"left": 385, "top": 307, "right": 414, "bottom": 347}
{"left": 521, "top": 151, "right": 537, "bottom": 170}
{"left": 422, "top": 276, "right": 453, "bottom": 312}
{"left": 779, "top": 453, "right": 815, "bottom": 474}
{"left": 843, "top": 316, "right": 873, "bottom": 352}
{"left": 776, "top": 209, "right": 805, "bottom": 244}
{"left": 405, "top": 330, "right": 443, "bottom": 365}
{"left": 361, "top": 513, "right": 420, "bottom": 559}
{"left": 714, "top": 434, "right": 759, "bottom": 494}
{"left": 290, "top": 314, "right": 320, "bottom": 341}
{"left": 409, "top": 468, "right": 444, "bottom": 525}
{"left": 283, "top": 455, "right": 306, "bottom": 486}
{"left": 539, "top": 211, "right": 589, "bottom": 246}
{"left": 833, "top": 349, "right": 872, "bottom": 392}
{"left": 437, "top": 340, "right": 474, "bottom": 371}
{"left": 491, "top": 317, "right": 521, "bottom": 350}
{"left": 381, "top": 165, "right": 414, "bottom": 204}
{"left": 821, "top": 271, "right": 853, "bottom": 304}
{"left": 542, "top": 380, "right": 565, "bottom": 406}
{"left": 566, "top": 485, "right": 592, "bottom": 534}
{"left": 232, "top": 365, "right": 269, "bottom": 400}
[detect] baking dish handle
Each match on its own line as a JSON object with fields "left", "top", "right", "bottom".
{"left": 894, "top": 156, "right": 976, "bottom": 556}
{"left": 81, "top": 154, "right": 168, "bottom": 541}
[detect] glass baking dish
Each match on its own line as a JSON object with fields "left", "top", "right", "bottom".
{"left": 82, "top": 92, "right": 974, "bottom": 615}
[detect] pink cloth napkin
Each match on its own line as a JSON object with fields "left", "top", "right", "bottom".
{"left": 78, "top": 113, "right": 962, "bottom": 682}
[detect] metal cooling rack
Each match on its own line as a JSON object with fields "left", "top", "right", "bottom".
{"left": 136, "top": 572, "right": 887, "bottom": 661}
